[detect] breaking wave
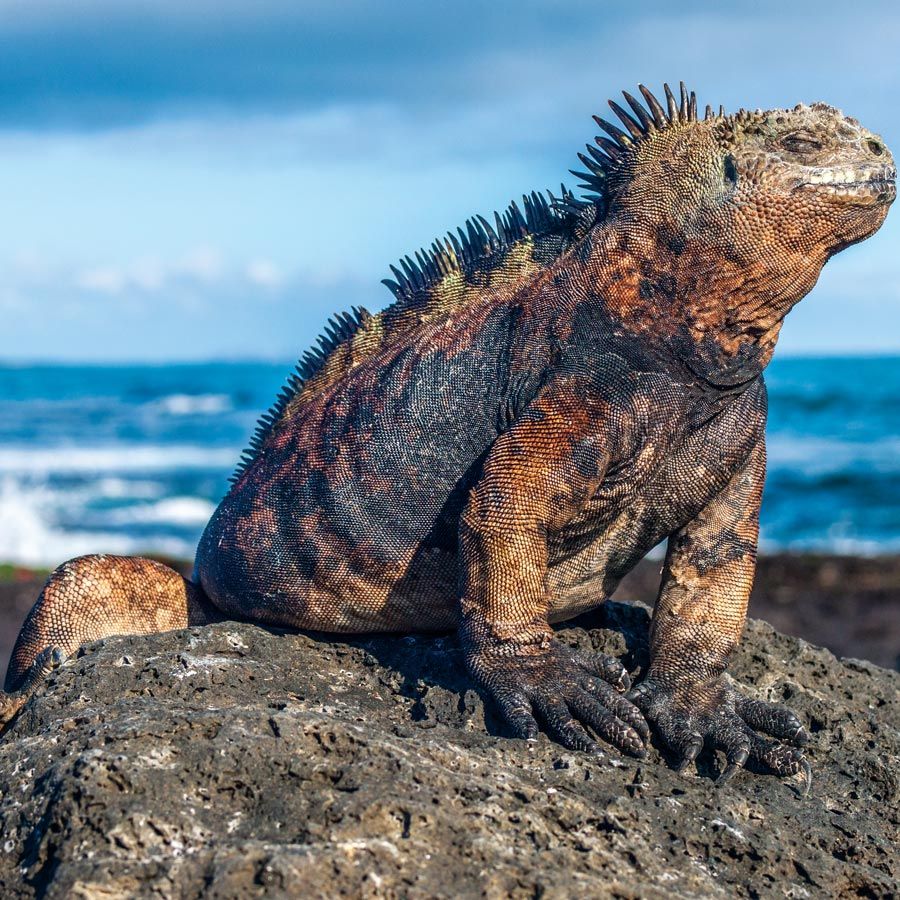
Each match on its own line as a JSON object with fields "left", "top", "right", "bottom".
{"left": 148, "top": 393, "right": 233, "bottom": 416}
{"left": 0, "top": 479, "right": 194, "bottom": 568}
{"left": 0, "top": 445, "right": 236, "bottom": 476}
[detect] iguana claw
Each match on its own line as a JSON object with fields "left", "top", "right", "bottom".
{"left": 628, "top": 674, "right": 811, "bottom": 789}
{"left": 795, "top": 759, "right": 813, "bottom": 798}
{"left": 467, "top": 638, "right": 648, "bottom": 758}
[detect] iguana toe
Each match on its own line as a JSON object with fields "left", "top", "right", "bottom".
{"left": 576, "top": 649, "right": 632, "bottom": 692}
{"left": 467, "top": 638, "right": 648, "bottom": 758}
{"left": 629, "top": 675, "right": 811, "bottom": 789}
{"left": 734, "top": 695, "right": 810, "bottom": 746}
{"left": 0, "top": 645, "right": 64, "bottom": 732}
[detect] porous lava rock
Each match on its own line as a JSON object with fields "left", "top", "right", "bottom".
{"left": 0, "top": 601, "right": 897, "bottom": 898}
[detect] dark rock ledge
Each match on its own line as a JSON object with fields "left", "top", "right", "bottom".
{"left": 0, "top": 601, "right": 897, "bottom": 898}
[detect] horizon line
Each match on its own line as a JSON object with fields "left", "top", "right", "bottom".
{"left": 2, "top": 350, "right": 900, "bottom": 368}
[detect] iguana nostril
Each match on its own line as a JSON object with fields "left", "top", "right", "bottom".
{"left": 867, "top": 140, "right": 884, "bottom": 156}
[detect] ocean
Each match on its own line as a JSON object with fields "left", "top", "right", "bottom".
{"left": 0, "top": 357, "right": 898, "bottom": 568}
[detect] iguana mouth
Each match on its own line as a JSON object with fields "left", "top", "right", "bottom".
{"left": 800, "top": 165, "right": 896, "bottom": 202}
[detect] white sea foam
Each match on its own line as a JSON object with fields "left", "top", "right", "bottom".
{"left": 103, "top": 496, "right": 216, "bottom": 526}
{"left": 94, "top": 477, "right": 165, "bottom": 500}
{"left": 0, "top": 478, "right": 194, "bottom": 567}
{"left": 0, "top": 444, "right": 237, "bottom": 475}
{"left": 150, "top": 394, "right": 233, "bottom": 416}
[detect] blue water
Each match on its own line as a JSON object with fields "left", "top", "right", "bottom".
{"left": 0, "top": 358, "right": 897, "bottom": 566}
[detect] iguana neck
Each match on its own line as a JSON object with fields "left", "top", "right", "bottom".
{"left": 566, "top": 216, "right": 828, "bottom": 387}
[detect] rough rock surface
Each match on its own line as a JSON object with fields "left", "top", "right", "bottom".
{"left": 0, "top": 602, "right": 897, "bottom": 899}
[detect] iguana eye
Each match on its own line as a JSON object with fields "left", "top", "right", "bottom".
{"left": 781, "top": 134, "right": 822, "bottom": 153}
{"left": 723, "top": 154, "right": 738, "bottom": 186}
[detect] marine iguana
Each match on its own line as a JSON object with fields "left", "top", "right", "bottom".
{"left": 2, "top": 83, "right": 894, "bottom": 790}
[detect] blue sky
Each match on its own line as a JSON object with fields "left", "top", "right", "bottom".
{"left": 2, "top": 0, "right": 899, "bottom": 361}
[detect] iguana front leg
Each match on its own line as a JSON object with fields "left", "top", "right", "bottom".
{"left": 459, "top": 375, "right": 648, "bottom": 757}
{"left": 629, "top": 439, "right": 811, "bottom": 789}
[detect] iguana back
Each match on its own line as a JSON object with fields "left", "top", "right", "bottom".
{"left": 228, "top": 85, "right": 713, "bottom": 485}
{"left": 229, "top": 187, "right": 594, "bottom": 484}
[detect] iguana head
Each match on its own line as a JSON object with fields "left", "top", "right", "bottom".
{"left": 576, "top": 82, "right": 894, "bottom": 273}
{"left": 574, "top": 84, "right": 894, "bottom": 370}
{"left": 718, "top": 103, "right": 895, "bottom": 253}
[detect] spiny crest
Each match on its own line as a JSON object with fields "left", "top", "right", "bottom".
{"left": 572, "top": 81, "right": 725, "bottom": 202}
{"left": 229, "top": 306, "right": 369, "bottom": 484}
{"left": 381, "top": 186, "right": 591, "bottom": 302}
{"left": 230, "top": 82, "right": 736, "bottom": 486}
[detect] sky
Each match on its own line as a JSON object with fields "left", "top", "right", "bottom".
{"left": 1, "top": 0, "right": 899, "bottom": 362}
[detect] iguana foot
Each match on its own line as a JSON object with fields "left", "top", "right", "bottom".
{"left": 0, "top": 646, "right": 63, "bottom": 731}
{"left": 466, "top": 637, "right": 648, "bottom": 757}
{"left": 628, "top": 674, "right": 811, "bottom": 793}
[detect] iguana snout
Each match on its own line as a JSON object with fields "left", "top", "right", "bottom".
{"left": 725, "top": 102, "right": 895, "bottom": 253}
{"left": 784, "top": 111, "right": 895, "bottom": 213}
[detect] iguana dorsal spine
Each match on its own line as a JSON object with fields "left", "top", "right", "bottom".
{"left": 229, "top": 185, "right": 595, "bottom": 485}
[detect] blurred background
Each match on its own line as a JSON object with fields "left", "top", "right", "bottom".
{"left": 0, "top": 1, "right": 897, "bottom": 670}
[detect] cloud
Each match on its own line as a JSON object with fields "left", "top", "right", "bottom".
{"left": 74, "top": 266, "right": 127, "bottom": 295}
{"left": 245, "top": 259, "right": 283, "bottom": 289}
{"left": 1, "top": 1, "right": 899, "bottom": 360}
{"left": 6, "top": 246, "right": 277, "bottom": 309}
{"left": 179, "top": 248, "right": 224, "bottom": 284}
{"left": 1, "top": 1, "right": 897, "bottom": 134}
{"left": 0, "top": 2, "right": 549, "bottom": 129}
{"left": 67, "top": 249, "right": 286, "bottom": 298}
{"left": 1, "top": 244, "right": 377, "bottom": 361}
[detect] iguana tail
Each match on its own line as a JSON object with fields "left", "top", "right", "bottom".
{"left": 1, "top": 554, "right": 220, "bottom": 727}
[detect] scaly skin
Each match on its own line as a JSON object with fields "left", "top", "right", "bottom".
{"left": 3, "top": 84, "right": 894, "bottom": 791}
